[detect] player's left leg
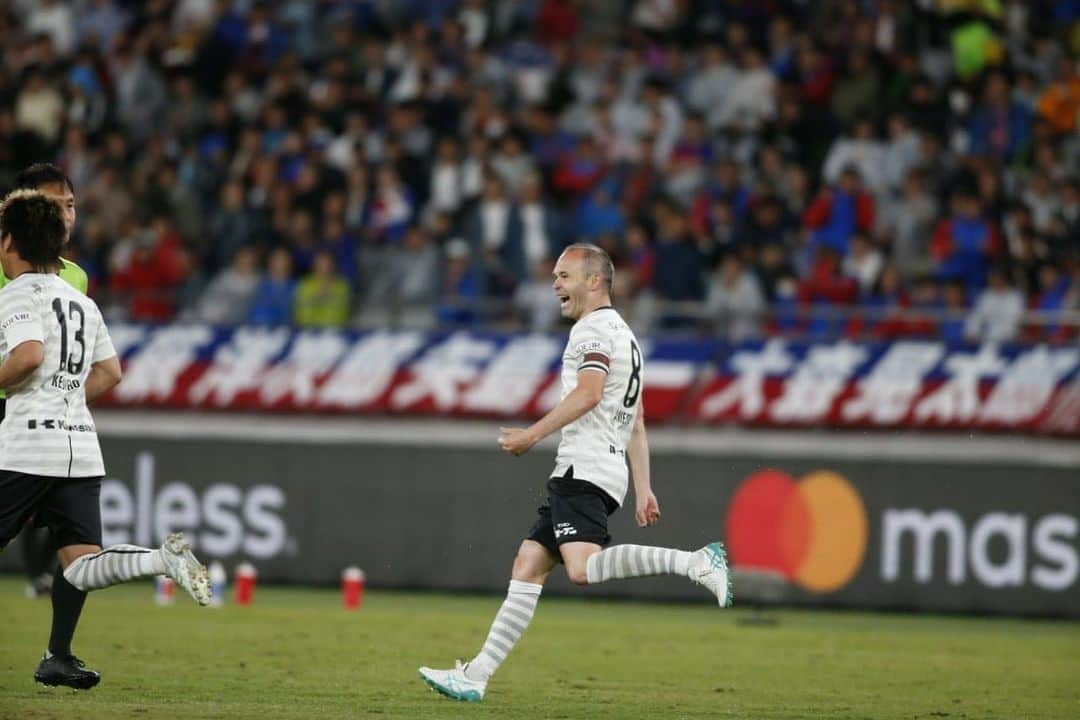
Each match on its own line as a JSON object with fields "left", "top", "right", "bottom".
{"left": 563, "top": 540, "right": 733, "bottom": 607}
{"left": 0, "top": 468, "right": 57, "bottom": 598}
{"left": 19, "top": 524, "right": 56, "bottom": 598}
{"left": 543, "top": 477, "right": 732, "bottom": 607}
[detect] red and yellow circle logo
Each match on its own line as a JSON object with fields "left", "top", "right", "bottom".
{"left": 724, "top": 469, "right": 868, "bottom": 593}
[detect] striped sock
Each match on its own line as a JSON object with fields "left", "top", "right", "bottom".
{"left": 585, "top": 544, "right": 692, "bottom": 584}
{"left": 465, "top": 580, "right": 542, "bottom": 682}
{"left": 63, "top": 545, "right": 166, "bottom": 592}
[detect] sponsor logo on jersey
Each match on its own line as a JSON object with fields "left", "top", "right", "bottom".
{"left": 1, "top": 311, "right": 31, "bottom": 331}
{"left": 27, "top": 418, "right": 95, "bottom": 432}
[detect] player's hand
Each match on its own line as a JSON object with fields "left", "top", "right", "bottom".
{"left": 635, "top": 491, "right": 661, "bottom": 528}
{"left": 498, "top": 427, "right": 537, "bottom": 456}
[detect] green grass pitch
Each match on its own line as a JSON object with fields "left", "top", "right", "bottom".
{"left": 1, "top": 577, "right": 1078, "bottom": 720}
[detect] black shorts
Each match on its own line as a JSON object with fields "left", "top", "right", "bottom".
{"left": 526, "top": 470, "right": 619, "bottom": 560}
{"left": 0, "top": 470, "right": 102, "bottom": 551}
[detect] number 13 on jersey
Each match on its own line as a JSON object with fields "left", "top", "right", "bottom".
{"left": 52, "top": 297, "right": 86, "bottom": 375}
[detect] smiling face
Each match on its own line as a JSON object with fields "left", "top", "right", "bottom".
{"left": 552, "top": 249, "right": 600, "bottom": 321}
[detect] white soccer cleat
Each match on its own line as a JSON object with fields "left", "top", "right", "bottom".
{"left": 418, "top": 660, "right": 486, "bottom": 702}
{"left": 688, "top": 542, "right": 733, "bottom": 607}
{"left": 160, "top": 533, "right": 211, "bottom": 606}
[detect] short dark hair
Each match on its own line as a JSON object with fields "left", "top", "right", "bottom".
{"left": 564, "top": 242, "right": 614, "bottom": 294}
{"left": 0, "top": 190, "right": 66, "bottom": 270}
{"left": 13, "top": 163, "right": 75, "bottom": 194}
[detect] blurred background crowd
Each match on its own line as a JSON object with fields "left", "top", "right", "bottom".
{"left": 1, "top": 0, "right": 1079, "bottom": 341}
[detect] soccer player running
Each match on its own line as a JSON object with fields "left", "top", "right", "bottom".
{"left": 419, "top": 243, "right": 731, "bottom": 702}
{"left": 0, "top": 190, "right": 211, "bottom": 691}
{"left": 4, "top": 164, "right": 90, "bottom": 598}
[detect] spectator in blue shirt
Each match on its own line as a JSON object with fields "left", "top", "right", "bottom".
{"left": 968, "top": 71, "right": 1033, "bottom": 162}
{"left": 248, "top": 247, "right": 297, "bottom": 326}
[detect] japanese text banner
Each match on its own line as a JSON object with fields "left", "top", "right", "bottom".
{"left": 98, "top": 324, "right": 1080, "bottom": 435}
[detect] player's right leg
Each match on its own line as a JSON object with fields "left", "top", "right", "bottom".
{"left": 419, "top": 539, "right": 557, "bottom": 702}
{"left": 44, "top": 478, "right": 210, "bottom": 605}
{"left": 59, "top": 534, "right": 211, "bottom": 605}
{"left": 33, "top": 478, "right": 210, "bottom": 689}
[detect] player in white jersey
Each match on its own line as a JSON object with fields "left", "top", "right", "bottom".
{"left": 419, "top": 243, "right": 731, "bottom": 703}
{"left": 8, "top": 163, "right": 91, "bottom": 599}
{"left": 0, "top": 190, "right": 212, "bottom": 691}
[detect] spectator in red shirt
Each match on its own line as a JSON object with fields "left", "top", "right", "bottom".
{"left": 537, "top": 0, "right": 579, "bottom": 44}
{"left": 553, "top": 136, "right": 607, "bottom": 198}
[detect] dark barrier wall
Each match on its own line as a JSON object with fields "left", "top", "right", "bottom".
{"left": 3, "top": 432, "right": 1077, "bottom": 617}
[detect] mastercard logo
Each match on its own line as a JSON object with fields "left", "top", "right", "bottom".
{"left": 724, "top": 469, "right": 868, "bottom": 593}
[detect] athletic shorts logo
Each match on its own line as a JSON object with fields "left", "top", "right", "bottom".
{"left": 724, "top": 469, "right": 868, "bottom": 593}
{"left": 554, "top": 522, "right": 578, "bottom": 539}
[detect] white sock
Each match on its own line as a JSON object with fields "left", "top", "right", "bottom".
{"left": 585, "top": 544, "right": 692, "bottom": 584}
{"left": 63, "top": 545, "right": 166, "bottom": 591}
{"left": 465, "top": 580, "right": 542, "bottom": 682}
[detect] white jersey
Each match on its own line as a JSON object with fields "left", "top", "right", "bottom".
{"left": 0, "top": 273, "right": 115, "bottom": 477}
{"left": 551, "top": 306, "right": 643, "bottom": 506}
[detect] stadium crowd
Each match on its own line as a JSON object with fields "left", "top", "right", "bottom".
{"left": 0, "top": 0, "right": 1078, "bottom": 341}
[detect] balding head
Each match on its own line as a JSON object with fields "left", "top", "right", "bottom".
{"left": 562, "top": 243, "right": 614, "bottom": 295}
{"left": 552, "top": 243, "right": 615, "bottom": 320}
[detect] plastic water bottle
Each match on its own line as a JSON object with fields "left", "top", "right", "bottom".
{"left": 155, "top": 576, "right": 175, "bottom": 605}
{"left": 209, "top": 562, "right": 226, "bottom": 607}
{"left": 341, "top": 567, "right": 365, "bottom": 610}
{"left": 234, "top": 563, "right": 256, "bottom": 606}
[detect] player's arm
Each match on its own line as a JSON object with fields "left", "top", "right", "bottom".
{"left": 0, "top": 340, "right": 44, "bottom": 390}
{"left": 498, "top": 369, "right": 605, "bottom": 456}
{"left": 84, "top": 355, "right": 121, "bottom": 404}
{"left": 84, "top": 308, "right": 121, "bottom": 404}
{"left": 628, "top": 405, "right": 660, "bottom": 527}
{"left": 0, "top": 296, "right": 45, "bottom": 390}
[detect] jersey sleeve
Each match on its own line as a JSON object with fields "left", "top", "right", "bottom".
{"left": 91, "top": 306, "right": 117, "bottom": 363}
{"left": 0, "top": 291, "right": 44, "bottom": 352}
{"left": 568, "top": 318, "right": 615, "bottom": 375}
{"left": 60, "top": 259, "right": 89, "bottom": 295}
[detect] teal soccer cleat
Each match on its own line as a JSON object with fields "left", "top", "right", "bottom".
{"left": 418, "top": 660, "right": 486, "bottom": 702}
{"left": 688, "top": 542, "right": 734, "bottom": 607}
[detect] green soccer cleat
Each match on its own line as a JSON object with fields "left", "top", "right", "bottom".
{"left": 688, "top": 542, "right": 734, "bottom": 607}
{"left": 418, "top": 660, "right": 486, "bottom": 702}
